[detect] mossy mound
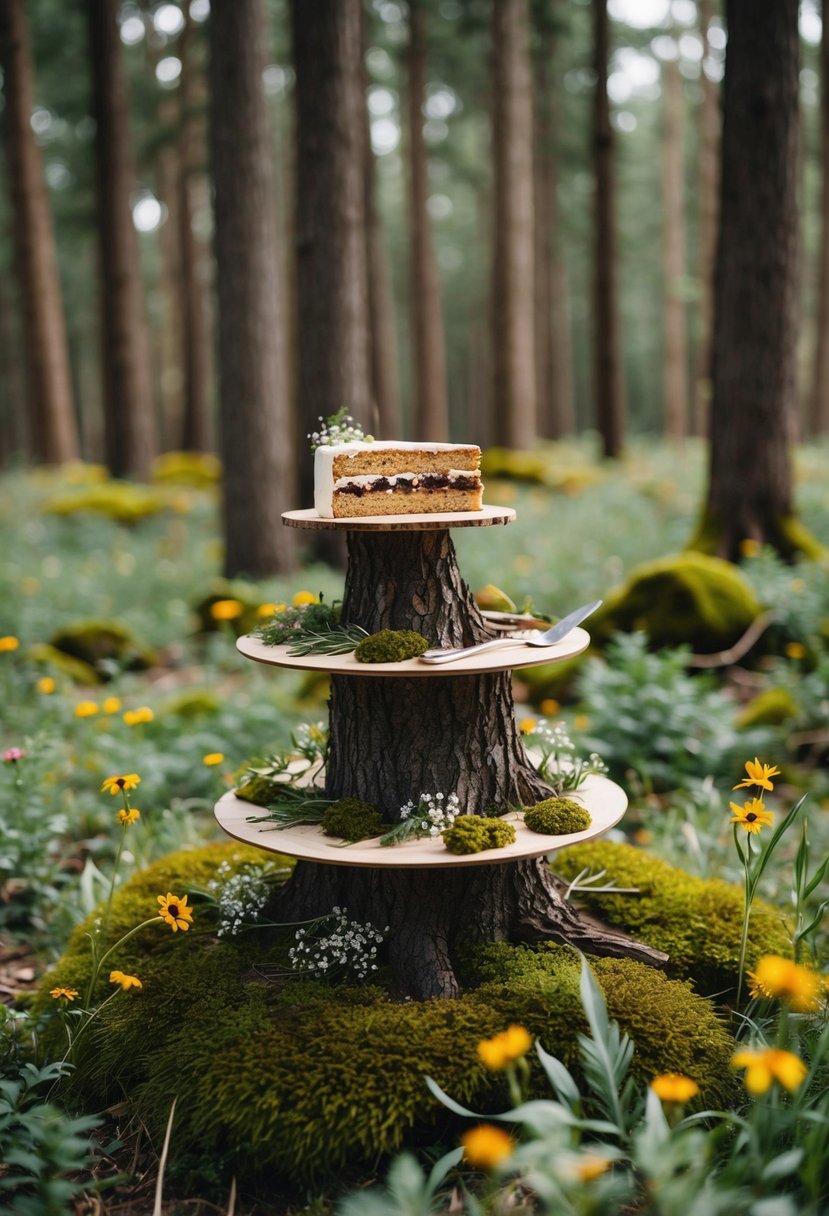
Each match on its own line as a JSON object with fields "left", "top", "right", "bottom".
{"left": 481, "top": 447, "right": 604, "bottom": 494}
{"left": 157, "top": 688, "right": 222, "bottom": 719}
{"left": 151, "top": 451, "right": 222, "bottom": 488}
{"left": 523, "top": 797, "right": 591, "bottom": 835}
{"left": 552, "top": 840, "right": 791, "bottom": 994}
{"left": 442, "top": 815, "right": 516, "bottom": 854}
{"left": 591, "top": 552, "right": 761, "bottom": 653}
{"left": 690, "top": 510, "right": 827, "bottom": 563}
{"left": 49, "top": 619, "right": 155, "bottom": 680}
{"left": 322, "top": 798, "right": 383, "bottom": 842}
{"left": 353, "top": 629, "right": 428, "bottom": 663}
{"left": 36, "top": 844, "right": 739, "bottom": 1189}
{"left": 736, "top": 687, "right": 799, "bottom": 729}
{"left": 42, "top": 482, "right": 171, "bottom": 523}
{"left": 27, "top": 641, "right": 99, "bottom": 685}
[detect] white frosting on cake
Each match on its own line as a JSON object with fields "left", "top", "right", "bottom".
{"left": 313, "top": 442, "right": 480, "bottom": 517}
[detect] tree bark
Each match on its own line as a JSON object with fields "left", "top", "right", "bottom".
{"left": 89, "top": 0, "right": 157, "bottom": 480}
{"left": 492, "top": 0, "right": 537, "bottom": 449}
{"left": 407, "top": 0, "right": 450, "bottom": 441}
{"left": 701, "top": 0, "right": 799, "bottom": 559}
{"left": 662, "top": 52, "right": 689, "bottom": 442}
{"left": 592, "top": 0, "right": 624, "bottom": 458}
{"left": 0, "top": 0, "right": 79, "bottom": 465}
{"left": 275, "top": 525, "right": 668, "bottom": 1000}
{"left": 810, "top": 0, "right": 829, "bottom": 437}
{"left": 691, "top": 0, "right": 720, "bottom": 437}
{"left": 209, "top": 0, "right": 295, "bottom": 576}
{"left": 0, "top": 268, "right": 28, "bottom": 465}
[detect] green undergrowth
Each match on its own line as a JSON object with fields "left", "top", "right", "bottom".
{"left": 34, "top": 843, "right": 745, "bottom": 1189}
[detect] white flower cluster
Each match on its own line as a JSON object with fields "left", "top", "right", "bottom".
{"left": 209, "top": 860, "right": 272, "bottom": 937}
{"left": 288, "top": 907, "right": 388, "bottom": 982}
{"left": 400, "top": 791, "right": 461, "bottom": 837}
{"left": 307, "top": 412, "right": 370, "bottom": 450}
{"left": 529, "top": 717, "right": 608, "bottom": 793}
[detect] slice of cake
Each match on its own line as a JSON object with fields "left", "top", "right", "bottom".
{"left": 314, "top": 441, "right": 483, "bottom": 518}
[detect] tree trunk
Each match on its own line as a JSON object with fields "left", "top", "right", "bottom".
{"left": 407, "top": 0, "right": 450, "bottom": 442}
{"left": 700, "top": 0, "right": 799, "bottom": 559}
{"left": 89, "top": 0, "right": 157, "bottom": 480}
{"left": 662, "top": 53, "right": 689, "bottom": 442}
{"left": 592, "top": 0, "right": 624, "bottom": 458}
{"left": 275, "top": 525, "right": 668, "bottom": 1000}
{"left": 691, "top": 0, "right": 719, "bottom": 437}
{"left": 291, "top": 0, "right": 371, "bottom": 513}
{"left": 0, "top": 269, "right": 28, "bottom": 465}
{"left": 810, "top": 0, "right": 829, "bottom": 437}
{"left": 209, "top": 0, "right": 295, "bottom": 577}
{"left": 492, "top": 0, "right": 537, "bottom": 450}
{"left": 0, "top": 0, "right": 79, "bottom": 465}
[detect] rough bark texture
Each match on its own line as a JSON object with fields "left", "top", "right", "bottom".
{"left": 691, "top": 0, "right": 719, "bottom": 438}
{"left": 276, "top": 526, "right": 667, "bottom": 999}
{"left": 702, "top": 0, "right": 798, "bottom": 558}
{"left": 492, "top": 0, "right": 537, "bottom": 449}
{"left": 0, "top": 268, "right": 28, "bottom": 465}
{"left": 89, "top": 0, "right": 157, "bottom": 480}
{"left": 810, "top": 0, "right": 829, "bottom": 437}
{"left": 592, "top": 0, "right": 624, "bottom": 458}
{"left": 407, "top": 0, "right": 450, "bottom": 441}
{"left": 209, "top": 0, "right": 295, "bottom": 576}
{"left": 0, "top": 0, "right": 79, "bottom": 465}
{"left": 662, "top": 54, "right": 689, "bottom": 442}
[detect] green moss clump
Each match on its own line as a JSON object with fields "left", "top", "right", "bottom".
{"left": 151, "top": 450, "right": 222, "bottom": 488}
{"left": 28, "top": 642, "right": 99, "bottom": 685}
{"left": 322, "top": 798, "right": 383, "bottom": 842}
{"left": 442, "top": 815, "right": 516, "bottom": 854}
{"left": 736, "top": 687, "right": 799, "bottom": 729}
{"left": 235, "top": 776, "right": 285, "bottom": 807}
{"left": 690, "top": 508, "right": 827, "bottom": 563}
{"left": 591, "top": 551, "right": 761, "bottom": 653}
{"left": 353, "top": 629, "right": 428, "bottom": 663}
{"left": 553, "top": 841, "right": 791, "bottom": 995}
{"left": 42, "top": 482, "right": 169, "bottom": 523}
{"left": 49, "top": 619, "right": 155, "bottom": 679}
{"left": 523, "top": 797, "right": 591, "bottom": 835}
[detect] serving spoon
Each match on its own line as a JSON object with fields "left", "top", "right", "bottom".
{"left": 419, "top": 599, "right": 602, "bottom": 665}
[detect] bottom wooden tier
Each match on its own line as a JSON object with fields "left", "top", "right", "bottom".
{"left": 214, "top": 772, "right": 627, "bottom": 869}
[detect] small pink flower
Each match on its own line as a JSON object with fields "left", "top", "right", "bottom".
{"left": 3, "top": 748, "right": 24, "bottom": 763}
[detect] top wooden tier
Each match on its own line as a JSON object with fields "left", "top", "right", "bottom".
{"left": 282, "top": 505, "right": 516, "bottom": 531}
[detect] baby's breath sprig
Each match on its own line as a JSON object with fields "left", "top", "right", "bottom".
{"left": 307, "top": 408, "right": 373, "bottom": 450}
{"left": 288, "top": 907, "right": 388, "bottom": 981}
{"left": 524, "top": 718, "right": 608, "bottom": 795}
{"left": 379, "top": 792, "right": 461, "bottom": 847}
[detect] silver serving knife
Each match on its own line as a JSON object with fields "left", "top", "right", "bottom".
{"left": 419, "top": 599, "right": 603, "bottom": 665}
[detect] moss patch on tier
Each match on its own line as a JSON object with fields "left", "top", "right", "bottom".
{"left": 353, "top": 629, "right": 429, "bottom": 663}
{"left": 523, "top": 797, "right": 591, "bottom": 835}
{"left": 442, "top": 815, "right": 516, "bottom": 854}
{"left": 321, "top": 798, "right": 383, "bottom": 842}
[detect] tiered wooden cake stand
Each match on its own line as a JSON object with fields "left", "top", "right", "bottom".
{"left": 214, "top": 504, "right": 661, "bottom": 999}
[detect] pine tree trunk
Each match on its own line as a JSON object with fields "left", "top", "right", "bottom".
{"left": 407, "top": 0, "right": 450, "bottom": 441}
{"left": 209, "top": 0, "right": 295, "bottom": 577}
{"left": 492, "top": 0, "right": 537, "bottom": 449}
{"left": 275, "top": 525, "right": 668, "bottom": 1000}
{"left": 701, "top": 0, "right": 799, "bottom": 559}
{"left": 810, "top": 0, "right": 829, "bottom": 437}
{"left": 0, "top": 269, "right": 28, "bottom": 465}
{"left": 89, "top": 0, "right": 157, "bottom": 480}
{"left": 691, "top": 0, "right": 719, "bottom": 437}
{"left": 592, "top": 0, "right": 624, "bottom": 458}
{"left": 0, "top": 0, "right": 79, "bottom": 465}
{"left": 662, "top": 54, "right": 689, "bottom": 442}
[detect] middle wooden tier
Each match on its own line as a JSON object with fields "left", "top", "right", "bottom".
{"left": 236, "top": 626, "right": 590, "bottom": 677}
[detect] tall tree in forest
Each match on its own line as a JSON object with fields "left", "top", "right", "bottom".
{"left": 810, "top": 0, "right": 829, "bottom": 437}
{"left": 691, "top": 0, "right": 720, "bottom": 436}
{"left": 291, "top": 0, "right": 371, "bottom": 511}
{"left": 492, "top": 0, "right": 537, "bottom": 449}
{"left": 533, "top": 0, "right": 575, "bottom": 439}
{"left": 407, "top": 0, "right": 449, "bottom": 441}
{"left": 0, "top": 0, "right": 79, "bottom": 465}
{"left": 697, "top": 0, "right": 816, "bottom": 559}
{"left": 591, "top": 0, "right": 624, "bottom": 458}
{"left": 209, "top": 0, "right": 294, "bottom": 577}
{"left": 661, "top": 48, "right": 689, "bottom": 441}
{"left": 0, "top": 269, "right": 28, "bottom": 464}
{"left": 89, "top": 0, "right": 157, "bottom": 480}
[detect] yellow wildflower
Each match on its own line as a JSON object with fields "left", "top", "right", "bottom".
{"left": 74, "top": 701, "right": 99, "bottom": 718}
{"left": 573, "top": 1155, "right": 611, "bottom": 1182}
{"left": 748, "top": 955, "right": 822, "bottom": 1013}
{"left": 540, "top": 698, "right": 560, "bottom": 716}
{"left": 477, "top": 1024, "right": 532, "bottom": 1071}
{"left": 519, "top": 718, "right": 537, "bottom": 735}
{"left": 739, "top": 538, "right": 761, "bottom": 558}
{"left": 293, "top": 590, "right": 317, "bottom": 607}
{"left": 109, "top": 970, "right": 142, "bottom": 991}
{"left": 461, "top": 1124, "right": 514, "bottom": 1170}
{"left": 729, "top": 797, "right": 774, "bottom": 835}
{"left": 574, "top": 714, "right": 590, "bottom": 731}
{"left": 731, "top": 1048, "right": 807, "bottom": 1095}
{"left": 734, "top": 758, "right": 781, "bottom": 792}
{"left": 123, "top": 707, "right": 154, "bottom": 725}
{"left": 101, "top": 773, "right": 141, "bottom": 796}
{"left": 650, "top": 1073, "right": 700, "bottom": 1104}
{"left": 157, "top": 891, "right": 194, "bottom": 932}
{"left": 102, "top": 696, "right": 122, "bottom": 714}
{"left": 210, "top": 598, "right": 243, "bottom": 621}
{"left": 118, "top": 808, "right": 141, "bottom": 826}
{"left": 36, "top": 676, "right": 56, "bottom": 694}
{"left": 0, "top": 636, "right": 19, "bottom": 652}
{"left": 203, "top": 752, "right": 224, "bottom": 766}
{"left": 50, "top": 986, "right": 79, "bottom": 1002}
{"left": 784, "top": 642, "right": 807, "bottom": 660}
{"left": 257, "top": 603, "right": 276, "bottom": 618}
{"left": 274, "top": 603, "right": 287, "bottom": 613}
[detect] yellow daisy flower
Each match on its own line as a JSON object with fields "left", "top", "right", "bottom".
{"left": 210, "top": 598, "right": 243, "bottom": 621}
{"left": 202, "top": 752, "right": 225, "bottom": 766}
{"left": 461, "top": 1124, "right": 514, "bottom": 1170}
{"left": 50, "top": 986, "right": 79, "bottom": 1002}
{"left": 0, "top": 636, "right": 20, "bottom": 652}
{"left": 292, "top": 590, "right": 317, "bottom": 607}
{"left": 519, "top": 718, "right": 537, "bottom": 735}
{"left": 102, "top": 696, "right": 122, "bottom": 714}
{"left": 123, "top": 707, "right": 154, "bottom": 726}
{"left": 109, "top": 970, "right": 142, "bottom": 991}
{"left": 739, "top": 538, "right": 761, "bottom": 558}
{"left": 731, "top": 1047, "right": 807, "bottom": 1095}
{"left": 101, "top": 773, "right": 141, "bottom": 796}
{"left": 36, "top": 676, "right": 56, "bottom": 694}
{"left": 733, "top": 758, "right": 781, "bottom": 792}
{"left": 257, "top": 603, "right": 276, "bottom": 618}
{"left": 729, "top": 797, "right": 774, "bottom": 835}
{"left": 157, "top": 892, "right": 194, "bottom": 932}
{"left": 118, "top": 808, "right": 141, "bottom": 825}
{"left": 477, "top": 1024, "right": 532, "bottom": 1071}
{"left": 74, "top": 701, "right": 99, "bottom": 718}
{"left": 650, "top": 1073, "right": 700, "bottom": 1104}
{"left": 274, "top": 603, "right": 287, "bottom": 614}
{"left": 747, "top": 955, "right": 822, "bottom": 1013}
{"left": 784, "top": 642, "right": 807, "bottom": 660}
{"left": 539, "top": 698, "right": 560, "bottom": 715}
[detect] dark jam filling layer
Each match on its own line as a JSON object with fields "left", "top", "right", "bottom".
{"left": 337, "top": 474, "right": 480, "bottom": 497}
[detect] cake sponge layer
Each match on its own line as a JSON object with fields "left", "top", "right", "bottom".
{"left": 331, "top": 485, "right": 483, "bottom": 518}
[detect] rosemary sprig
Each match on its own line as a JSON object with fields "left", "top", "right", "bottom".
{"left": 378, "top": 818, "right": 422, "bottom": 847}
{"left": 285, "top": 625, "right": 368, "bottom": 656}
{"left": 247, "top": 789, "right": 332, "bottom": 830}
